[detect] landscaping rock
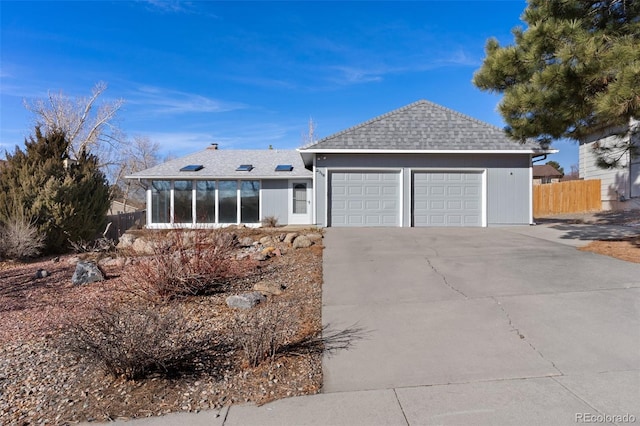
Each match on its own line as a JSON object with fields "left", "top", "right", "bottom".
{"left": 284, "top": 232, "right": 298, "bottom": 244}
{"left": 34, "top": 269, "right": 49, "bottom": 279}
{"left": 259, "top": 236, "right": 273, "bottom": 245}
{"left": 132, "top": 238, "right": 155, "bottom": 255}
{"left": 253, "top": 282, "right": 283, "bottom": 296}
{"left": 116, "top": 233, "right": 136, "bottom": 249}
{"left": 292, "top": 235, "right": 312, "bottom": 249}
{"left": 305, "top": 233, "right": 323, "bottom": 243}
{"left": 225, "top": 292, "right": 266, "bottom": 309}
{"left": 261, "top": 246, "right": 276, "bottom": 256}
{"left": 238, "top": 237, "right": 254, "bottom": 247}
{"left": 71, "top": 261, "right": 104, "bottom": 286}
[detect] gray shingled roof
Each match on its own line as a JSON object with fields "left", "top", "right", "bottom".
{"left": 126, "top": 149, "right": 312, "bottom": 180}
{"left": 300, "top": 100, "right": 547, "bottom": 152}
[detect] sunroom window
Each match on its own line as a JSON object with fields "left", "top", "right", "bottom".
{"left": 218, "top": 181, "right": 238, "bottom": 223}
{"left": 241, "top": 181, "right": 260, "bottom": 223}
{"left": 151, "top": 180, "right": 170, "bottom": 223}
{"left": 196, "top": 181, "right": 216, "bottom": 223}
{"left": 173, "top": 180, "right": 193, "bottom": 223}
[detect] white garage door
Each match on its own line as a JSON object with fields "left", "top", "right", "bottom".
{"left": 330, "top": 171, "right": 400, "bottom": 226}
{"left": 413, "top": 172, "right": 482, "bottom": 227}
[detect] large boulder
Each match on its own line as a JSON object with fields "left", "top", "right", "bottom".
{"left": 226, "top": 292, "right": 266, "bottom": 309}
{"left": 292, "top": 235, "right": 312, "bottom": 249}
{"left": 132, "top": 238, "right": 156, "bottom": 255}
{"left": 284, "top": 232, "right": 298, "bottom": 244}
{"left": 116, "top": 233, "right": 136, "bottom": 249}
{"left": 72, "top": 261, "right": 104, "bottom": 286}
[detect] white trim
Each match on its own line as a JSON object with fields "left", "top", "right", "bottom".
{"left": 399, "top": 168, "right": 405, "bottom": 227}
{"left": 312, "top": 155, "right": 317, "bottom": 225}
{"left": 482, "top": 169, "right": 488, "bottom": 227}
{"left": 191, "top": 182, "right": 197, "bottom": 225}
{"left": 146, "top": 188, "right": 152, "bottom": 226}
{"left": 214, "top": 181, "right": 219, "bottom": 224}
{"left": 170, "top": 183, "right": 175, "bottom": 224}
{"left": 302, "top": 148, "right": 558, "bottom": 155}
{"left": 324, "top": 166, "right": 328, "bottom": 227}
{"left": 236, "top": 180, "right": 241, "bottom": 225}
{"left": 529, "top": 159, "right": 534, "bottom": 224}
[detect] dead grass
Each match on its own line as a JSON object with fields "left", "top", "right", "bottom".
{"left": 579, "top": 236, "right": 640, "bottom": 263}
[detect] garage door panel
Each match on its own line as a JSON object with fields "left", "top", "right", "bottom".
{"left": 330, "top": 171, "right": 400, "bottom": 227}
{"left": 413, "top": 171, "right": 482, "bottom": 227}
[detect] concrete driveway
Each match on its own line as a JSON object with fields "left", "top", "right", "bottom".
{"left": 321, "top": 227, "right": 640, "bottom": 425}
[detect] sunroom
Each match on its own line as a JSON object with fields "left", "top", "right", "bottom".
{"left": 127, "top": 147, "right": 313, "bottom": 228}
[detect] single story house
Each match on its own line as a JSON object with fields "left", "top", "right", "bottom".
{"left": 127, "top": 100, "right": 554, "bottom": 228}
{"left": 532, "top": 164, "right": 563, "bottom": 184}
{"left": 579, "top": 118, "right": 640, "bottom": 210}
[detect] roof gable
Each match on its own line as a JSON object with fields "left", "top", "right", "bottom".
{"left": 300, "top": 100, "right": 545, "bottom": 152}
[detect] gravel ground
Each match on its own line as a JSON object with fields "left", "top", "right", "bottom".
{"left": 0, "top": 228, "right": 323, "bottom": 425}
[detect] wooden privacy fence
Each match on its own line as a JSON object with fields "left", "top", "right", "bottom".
{"left": 533, "top": 179, "right": 601, "bottom": 217}
{"left": 105, "top": 211, "right": 146, "bottom": 241}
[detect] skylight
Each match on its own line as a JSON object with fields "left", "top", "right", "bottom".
{"left": 275, "top": 164, "right": 293, "bottom": 172}
{"left": 180, "top": 164, "right": 204, "bottom": 172}
{"left": 236, "top": 164, "right": 254, "bottom": 171}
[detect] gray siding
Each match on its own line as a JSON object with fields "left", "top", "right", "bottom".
{"left": 316, "top": 168, "right": 327, "bottom": 226}
{"left": 487, "top": 168, "right": 530, "bottom": 224}
{"left": 316, "top": 153, "right": 532, "bottom": 226}
{"left": 261, "top": 180, "right": 289, "bottom": 225}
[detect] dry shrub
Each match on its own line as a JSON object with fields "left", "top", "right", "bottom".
{"left": 231, "top": 301, "right": 298, "bottom": 368}
{"left": 123, "top": 228, "right": 248, "bottom": 301}
{"left": 231, "top": 300, "right": 366, "bottom": 368}
{"left": 261, "top": 215, "right": 279, "bottom": 227}
{"left": 0, "top": 216, "right": 45, "bottom": 260}
{"left": 65, "top": 302, "right": 220, "bottom": 380}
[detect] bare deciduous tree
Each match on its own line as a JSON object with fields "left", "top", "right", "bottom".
{"left": 113, "top": 135, "right": 161, "bottom": 209}
{"left": 24, "top": 81, "right": 125, "bottom": 170}
{"left": 301, "top": 117, "right": 318, "bottom": 146}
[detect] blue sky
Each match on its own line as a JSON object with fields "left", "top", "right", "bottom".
{"left": 1, "top": 0, "right": 577, "bottom": 172}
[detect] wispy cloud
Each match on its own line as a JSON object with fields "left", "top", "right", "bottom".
{"left": 142, "top": 0, "right": 193, "bottom": 14}
{"left": 141, "top": 0, "right": 217, "bottom": 18}
{"left": 328, "top": 66, "right": 384, "bottom": 85}
{"left": 129, "top": 86, "right": 246, "bottom": 115}
{"left": 139, "top": 122, "right": 300, "bottom": 158}
{"left": 322, "top": 47, "right": 480, "bottom": 87}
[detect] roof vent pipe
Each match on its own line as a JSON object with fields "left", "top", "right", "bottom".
{"left": 208, "top": 143, "right": 219, "bottom": 150}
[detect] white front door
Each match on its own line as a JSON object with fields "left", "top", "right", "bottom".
{"left": 288, "top": 180, "right": 312, "bottom": 225}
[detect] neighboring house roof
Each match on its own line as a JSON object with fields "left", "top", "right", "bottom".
{"left": 300, "top": 100, "right": 553, "bottom": 154}
{"left": 111, "top": 198, "right": 145, "bottom": 210}
{"left": 532, "top": 164, "right": 563, "bottom": 179}
{"left": 126, "top": 148, "right": 312, "bottom": 180}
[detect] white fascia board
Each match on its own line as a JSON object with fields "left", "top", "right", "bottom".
{"left": 300, "top": 148, "right": 559, "bottom": 155}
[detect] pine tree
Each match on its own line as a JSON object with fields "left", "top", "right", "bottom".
{"left": 473, "top": 0, "right": 640, "bottom": 165}
{"left": 0, "top": 127, "right": 110, "bottom": 253}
